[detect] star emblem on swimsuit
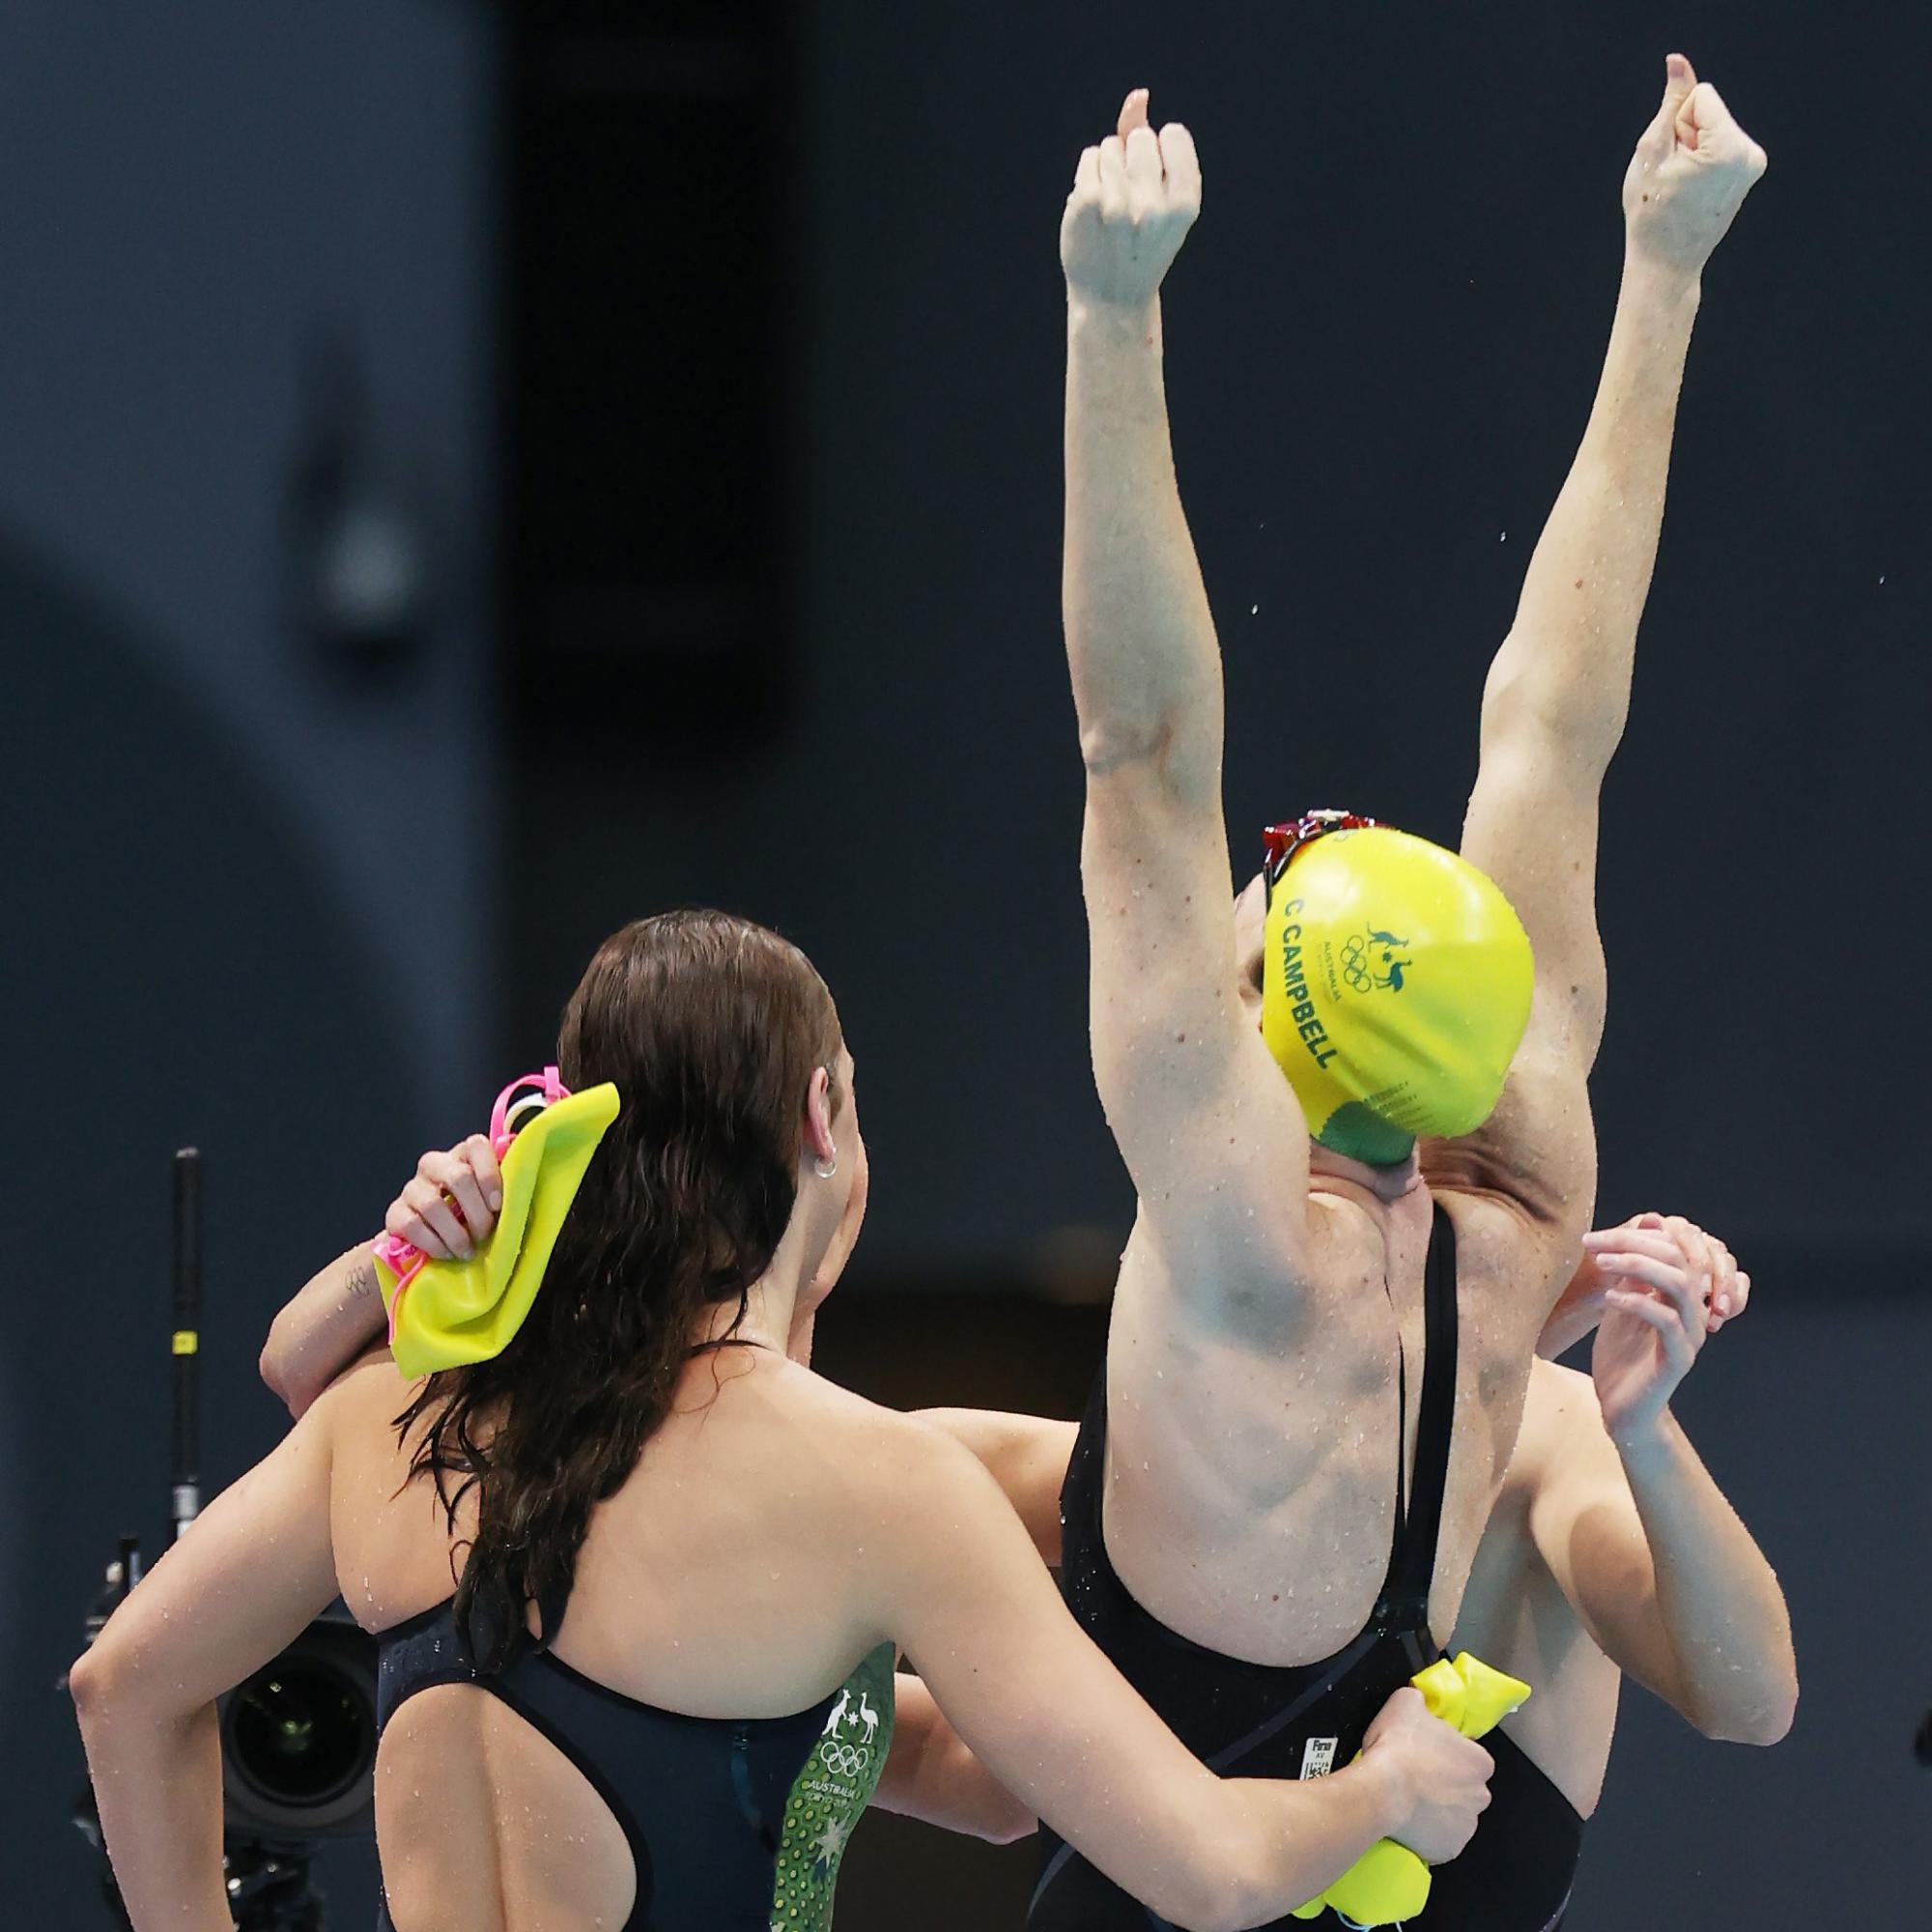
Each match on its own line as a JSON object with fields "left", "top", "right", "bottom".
{"left": 809, "top": 1817, "right": 849, "bottom": 1870}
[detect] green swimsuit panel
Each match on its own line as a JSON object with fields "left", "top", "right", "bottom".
{"left": 768, "top": 1642, "right": 897, "bottom": 1929}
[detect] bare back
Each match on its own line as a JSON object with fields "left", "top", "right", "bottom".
{"left": 325, "top": 1347, "right": 897, "bottom": 1932}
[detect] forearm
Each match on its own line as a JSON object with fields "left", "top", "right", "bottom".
{"left": 873, "top": 1680, "right": 1038, "bottom": 1844}
{"left": 1484, "top": 253, "right": 1701, "bottom": 769}
{"left": 1617, "top": 1412, "right": 1797, "bottom": 1743}
{"left": 75, "top": 1693, "right": 230, "bottom": 1932}
{"left": 260, "top": 1241, "right": 387, "bottom": 1418}
{"left": 1203, "top": 1760, "right": 1406, "bottom": 1932}
{"left": 1065, "top": 298, "right": 1221, "bottom": 786}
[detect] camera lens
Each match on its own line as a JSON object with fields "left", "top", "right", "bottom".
{"left": 227, "top": 1665, "right": 371, "bottom": 1806}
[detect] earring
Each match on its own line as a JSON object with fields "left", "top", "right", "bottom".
{"left": 813, "top": 1150, "right": 838, "bottom": 1180}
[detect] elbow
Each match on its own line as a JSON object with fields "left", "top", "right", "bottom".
{"left": 1693, "top": 1675, "right": 1798, "bottom": 1748}
{"left": 259, "top": 1336, "right": 289, "bottom": 1407}
{"left": 1078, "top": 715, "right": 1173, "bottom": 780}
{"left": 259, "top": 1328, "right": 314, "bottom": 1421}
{"left": 68, "top": 1639, "right": 125, "bottom": 1734}
{"left": 979, "top": 1805, "right": 1040, "bottom": 1848}
{"left": 1718, "top": 1683, "right": 1799, "bottom": 1748}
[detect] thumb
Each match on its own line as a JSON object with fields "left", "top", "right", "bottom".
{"left": 1644, "top": 51, "right": 1697, "bottom": 155}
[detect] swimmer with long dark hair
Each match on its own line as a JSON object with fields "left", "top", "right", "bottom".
{"left": 71, "top": 911, "right": 1492, "bottom": 1932}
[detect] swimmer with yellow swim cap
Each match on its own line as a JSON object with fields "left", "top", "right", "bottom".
{"left": 1033, "top": 63, "right": 1770, "bottom": 1927}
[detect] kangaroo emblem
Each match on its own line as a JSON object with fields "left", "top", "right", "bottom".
{"left": 821, "top": 1690, "right": 852, "bottom": 1737}
{"left": 855, "top": 1690, "right": 880, "bottom": 1747}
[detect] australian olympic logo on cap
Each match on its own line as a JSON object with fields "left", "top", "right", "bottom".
{"left": 1342, "top": 927, "right": 1413, "bottom": 994}
{"left": 1274, "top": 900, "right": 1340, "bottom": 1070}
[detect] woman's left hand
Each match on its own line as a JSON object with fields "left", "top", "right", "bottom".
{"left": 1581, "top": 1212, "right": 1750, "bottom": 1444}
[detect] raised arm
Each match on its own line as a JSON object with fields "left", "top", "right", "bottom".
{"left": 1436, "top": 57, "right": 1766, "bottom": 1225}
{"left": 1528, "top": 1222, "right": 1796, "bottom": 1745}
{"left": 1063, "top": 91, "right": 1314, "bottom": 1301}
{"left": 260, "top": 1135, "right": 503, "bottom": 1415}
{"left": 875, "top": 1426, "right": 1492, "bottom": 1929}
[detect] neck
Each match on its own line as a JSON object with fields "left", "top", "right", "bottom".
{"left": 1308, "top": 1145, "right": 1425, "bottom": 1208}
{"left": 692, "top": 1273, "right": 798, "bottom": 1355}
{"left": 691, "top": 1205, "right": 821, "bottom": 1356}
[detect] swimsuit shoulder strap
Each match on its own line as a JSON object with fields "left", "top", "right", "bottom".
{"left": 1377, "top": 1202, "right": 1461, "bottom": 1629}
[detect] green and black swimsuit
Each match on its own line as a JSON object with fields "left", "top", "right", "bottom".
{"left": 375, "top": 1594, "right": 895, "bottom": 1932}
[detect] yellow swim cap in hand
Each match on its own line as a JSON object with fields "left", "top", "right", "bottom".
{"left": 1291, "top": 1651, "right": 1532, "bottom": 1927}
{"left": 1261, "top": 813, "right": 1533, "bottom": 1164}
{"left": 372, "top": 1070, "right": 620, "bottom": 1378}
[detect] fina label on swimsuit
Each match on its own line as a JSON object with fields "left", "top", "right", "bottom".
{"left": 1299, "top": 1735, "right": 1339, "bottom": 1780}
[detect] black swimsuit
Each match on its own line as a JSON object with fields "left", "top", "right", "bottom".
{"left": 1411, "top": 1726, "right": 1583, "bottom": 1930}
{"left": 1031, "top": 1204, "right": 1461, "bottom": 1931}
{"left": 374, "top": 1590, "right": 894, "bottom": 1932}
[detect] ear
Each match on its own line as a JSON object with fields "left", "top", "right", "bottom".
{"left": 804, "top": 1065, "right": 837, "bottom": 1166}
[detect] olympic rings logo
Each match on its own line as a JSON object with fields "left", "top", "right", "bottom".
{"left": 1340, "top": 928, "right": 1412, "bottom": 996}
{"left": 818, "top": 1741, "right": 871, "bottom": 1778}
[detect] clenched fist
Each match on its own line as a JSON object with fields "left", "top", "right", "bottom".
{"left": 1624, "top": 54, "right": 1768, "bottom": 274}
{"left": 1061, "top": 89, "right": 1202, "bottom": 311}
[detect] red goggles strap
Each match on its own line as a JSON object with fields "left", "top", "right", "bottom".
{"left": 1262, "top": 810, "right": 1378, "bottom": 887}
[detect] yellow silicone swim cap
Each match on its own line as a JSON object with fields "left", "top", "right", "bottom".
{"left": 1261, "top": 814, "right": 1532, "bottom": 1164}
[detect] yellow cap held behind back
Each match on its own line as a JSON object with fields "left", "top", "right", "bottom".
{"left": 1261, "top": 817, "right": 1532, "bottom": 1163}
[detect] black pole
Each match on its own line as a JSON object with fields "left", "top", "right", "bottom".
{"left": 172, "top": 1148, "right": 202, "bottom": 1541}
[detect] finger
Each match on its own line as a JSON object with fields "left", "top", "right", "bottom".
{"left": 1071, "top": 143, "right": 1100, "bottom": 201}
{"left": 1096, "top": 135, "right": 1128, "bottom": 218}
{"left": 403, "top": 1175, "right": 471, "bottom": 1258}
{"left": 385, "top": 1190, "right": 446, "bottom": 1260}
{"left": 1605, "top": 1288, "right": 1692, "bottom": 1361}
{"left": 465, "top": 1133, "right": 505, "bottom": 1212}
{"left": 1646, "top": 51, "right": 1697, "bottom": 156}
{"left": 1123, "top": 124, "right": 1162, "bottom": 203}
{"left": 1662, "top": 1213, "right": 1714, "bottom": 1276}
{"left": 1594, "top": 1253, "right": 1703, "bottom": 1329}
{"left": 1707, "top": 1237, "right": 1739, "bottom": 1321}
{"left": 1158, "top": 121, "right": 1202, "bottom": 212}
{"left": 1585, "top": 1228, "right": 1697, "bottom": 1267}
{"left": 1116, "top": 87, "right": 1151, "bottom": 143}
{"left": 1673, "top": 65, "right": 1708, "bottom": 151}
{"left": 425, "top": 1150, "right": 494, "bottom": 1244}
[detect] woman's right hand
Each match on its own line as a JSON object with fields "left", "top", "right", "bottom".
{"left": 384, "top": 1136, "right": 503, "bottom": 1260}
{"left": 1359, "top": 1687, "right": 1494, "bottom": 1864}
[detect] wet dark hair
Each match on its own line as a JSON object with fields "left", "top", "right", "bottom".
{"left": 395, "top": 909, "right": 844, "bottom": 1664}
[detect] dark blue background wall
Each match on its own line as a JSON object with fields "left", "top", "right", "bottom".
{"left": 6, "top": 2, "right": 1926, "bottom": 1926}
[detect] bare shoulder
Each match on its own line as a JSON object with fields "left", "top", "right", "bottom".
{"left": 752, "top": 1364, "right": 1000, "bottom": 1518}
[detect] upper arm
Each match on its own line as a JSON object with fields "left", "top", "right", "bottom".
{"left": 1437, "top": 702, "right": 1602, "bottom": 1226}
{"left": 76, "top": 1400, "right": 343, "bottom": 1715}
{"left": 914, "top": 1409, "right": 1077, "bottom": 1564}
{"left": 1523, "top": 1401, "right": 1687, "bottom": 1716}
{"left": 1081, "top": 766, "right": 1313, "bottom": 1291}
